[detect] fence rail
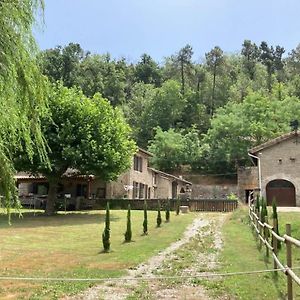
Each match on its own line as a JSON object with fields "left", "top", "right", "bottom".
{"left": 93, "top": 198, "right": 238, "bottom": 212}
{"left": 249, "top": 206, "right": 300, "bottom": 300}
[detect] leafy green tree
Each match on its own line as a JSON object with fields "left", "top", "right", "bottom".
{"left": 143, "top": 200, "right": 148, "bottom": 235}
{"left": 16, "top": 84, "right": 136, "bottom": 215}
{"left": 157, "top": 200, "right": 162, "bottom": 227}
{"left": 0, "top": 0, "right": 48, "bottom": 218}
{"left": 199, "top": 90, "right": 300, "bottom": 173}
{"left": 124, "top": 204, "right": 132, "bottom": 242}
{"left": 39, "top": 43, "right": 86, "bottom": 87}
{"left": 102, "top": 202, "right": 110, "bottom": 252}
{"left": 148, "top": 127, "right": 185, "bottom": 171}
{"left": 134, "top": 54, "right": 162, "bottom": 86}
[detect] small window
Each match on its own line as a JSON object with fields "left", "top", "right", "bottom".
{"left": 139, "top": 183, "right": 145, "bottom": 199}
{"left": 133, "top": 181, "right": 139, "bottom": 198}
{"left": 133, "top": 155, "right": 143, "bottom": 172}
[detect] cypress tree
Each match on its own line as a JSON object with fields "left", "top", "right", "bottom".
{"left": 157, "top": 200, "right": 162, "bottom": 227}
{"left": 143, "top": 200, "right": 148, "bottom": 235}
{"left": 176, "top": 197, "right": 180, "bottom": 215}
{"left": 272, "top": 198, "right": 281, "bottom": 249}
{"left": 260, "top": 197, "right": 268, "bottom": 222}
{"left": 124, "top": 204, "right": 132, "bottom": 242}
{"left": 255, "top": 195, "right": 260, "bottom": 215}
{"left": 102, "top": 202, "right": 110, "bottom": 252}
{"left": 165, "top": 199, "right": 170, "bottom": 222}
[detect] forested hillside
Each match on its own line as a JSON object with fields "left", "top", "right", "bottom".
{"left": 39, "top": 41, "right": 300, "bottom": 173}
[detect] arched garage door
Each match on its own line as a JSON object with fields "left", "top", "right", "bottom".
{"left": 266, "top": 179, "right": 296, "bottom": 206}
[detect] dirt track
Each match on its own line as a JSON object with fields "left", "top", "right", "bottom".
{"left": 65, "top": 213, "right": 227, "bottom": 300}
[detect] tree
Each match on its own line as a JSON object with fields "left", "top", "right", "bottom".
{"left": 165, "top": 199, "right": 170, "bottom": 222}
{"left": 199, "top": 89, "right": 300, "bottom": 173}
{"left": 102, "top": 202, "right": 110, "bottom": 252}
{"left": 148, "top": 127, "right": 185, "bottom": 171}
{"left": 143, "top": 200, "right": 148, "bottom": 235}
{"left": 205, "top": 46, "right": 225, "bottom": 116}
{"left": 259, "top": 41, "right": 285, "bottom": 90}
{"left": 124, "top": 204, "right": 132, "bottom": 242}
{"left": 16, "top": 84, "right": 136, "bottom": 215}
{"left": 134, "top": 54, "right": 162, "bottom": 86}
{"left": 39, "top": 43, "right": 86, "bottom": 87}
{"left": 175, "top": 45, "right": 194, "bottom": 95}
{"left": 241, "top": 40, "right": 260, "bottom": 80}
{"left": 0, "top": 0, "right": 48, "bottom": 219}
{"left": 157, "top": 200, "right": 162, "bottom": 227}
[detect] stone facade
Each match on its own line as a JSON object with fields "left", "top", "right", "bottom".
{"left": 17, "top": 148, "right": 192, "bottom": 207}
{"left": 107, "top": 148, "right": 192, "bottom": 199}
{"left": 239, "top": 132, "right": 300, "bottom": 206}
{"left": 237, "top": 166, "right": 259, "bottom": 202}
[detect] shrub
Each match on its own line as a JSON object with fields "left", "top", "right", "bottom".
{"left": 143, "top": 200, "right": 148, "bottom": 235}
{"left": 157, "top": 200, "right": 162, "bottom": 227}
{"left": 124, "top": 204, "right": 132, "bottom": 242}
{"left": 102, "top": 202, "right": 110, "bottom": 252}
{"left": 165, "top": 199, "right": 170, "bottom": 222}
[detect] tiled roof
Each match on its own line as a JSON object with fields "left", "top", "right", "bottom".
{"left": 249, "top": 131, "right": 297, "bottom": 154}
{"left": 149, "top": 167, "right": 192, "bottom": 185}
{"left": 138, "top": 147, "right": 153, "bottom": 157}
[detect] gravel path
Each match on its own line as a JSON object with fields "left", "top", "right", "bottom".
{"left": 64, "top": 214, "right": 226, "bottom": 300}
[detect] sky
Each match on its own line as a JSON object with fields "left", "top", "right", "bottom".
{"left": 35, "top": 0, "right": 300, "bottom": 63}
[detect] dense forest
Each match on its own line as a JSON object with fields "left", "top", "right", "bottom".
{"left": 38, "top": 41, "right": 300, "bottom": 174}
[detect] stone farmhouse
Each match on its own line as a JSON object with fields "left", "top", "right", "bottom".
{"left": 238, "top": 131, "right": 300, "bottom": 206}
{"left": 17, "top": 148, "right": 192, "bottom": 209}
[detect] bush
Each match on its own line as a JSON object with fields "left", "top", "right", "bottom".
{"left": 157, "top": 200, "right": 162, "bottom": 227}
{"left": 143, "top": 200, "right": 148, "bottom": 235}
{"left": 102, "top": 202, "right": 110, "bottom": 252}
{"left": 124, "top": 204, "right": 132, "bottom": 242}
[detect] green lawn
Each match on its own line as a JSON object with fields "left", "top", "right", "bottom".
{"left": 205, "top": 206, "right": 300, "bottom": 300}
{"left": 0, "top": 209, "right": 197, "bottom": 299}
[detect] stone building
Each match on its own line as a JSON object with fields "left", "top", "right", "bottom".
{"left": 238, "top": 132, "right": 300, "bottom": 206}
{"left": 17, "top": 148, "right": 192, "bottom": 208}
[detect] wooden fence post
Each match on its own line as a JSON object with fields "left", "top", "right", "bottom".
{"left": 273, "top": 218, "right": 278, "bottom": 274}
{"left": 286, "top": 224, "right": 293, "bottom": 300}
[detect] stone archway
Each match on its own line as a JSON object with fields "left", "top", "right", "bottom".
{"left": 266, "top": 179, "right": 296, "bottom": 206}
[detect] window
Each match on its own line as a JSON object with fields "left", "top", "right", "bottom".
{"left": 133, "top": 155, "right": 143, "bottom": 172}
{"left": 153, "top": 174, "right": 157, "bottom": 185}
{"left": 76, "top": 184, "right": 87, "bottom": 197}
{"left": 139, "top": 183, "right": 145, "bottom": 198}
{"left": 133, "top": 181, "right": 139, "bottom": 198}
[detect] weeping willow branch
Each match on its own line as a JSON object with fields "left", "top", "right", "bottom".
{"left": 0, "top": 0, "right": 48, "bottom": 218}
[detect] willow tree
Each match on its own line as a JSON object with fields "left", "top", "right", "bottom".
{"left": 0, "top": 0, "right": 48, "bottom": 219}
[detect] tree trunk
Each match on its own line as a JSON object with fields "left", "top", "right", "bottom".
{"left": 181, "top": 60, "right": 185, "bottom": 95}
{"left": 45, "top": 179, "right": 58, "bottom": 215}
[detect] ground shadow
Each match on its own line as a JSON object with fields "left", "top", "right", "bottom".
{"left": 0, "top": 210, "right": 121, "bottom": 228}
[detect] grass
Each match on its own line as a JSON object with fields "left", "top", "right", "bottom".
{"left": 203, "top": 205, "right": 300, "bottom": 300}
{"left": 0, "top": 208, "right": 196, "bottom": 300}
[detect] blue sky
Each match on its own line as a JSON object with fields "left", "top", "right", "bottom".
{"left": 35, "top": 0, "right": 300, "bottom": 63}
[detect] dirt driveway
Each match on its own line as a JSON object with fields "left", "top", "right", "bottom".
{"left": 65, "top": 213, "right": 227, "bottom": 300}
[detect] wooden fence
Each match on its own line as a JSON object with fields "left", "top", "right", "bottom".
{"left": 249, "top": 206, "right": 300, "bottom": 300}
{"left": 93, "top": 198, "right": 238, "bottom": 212}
